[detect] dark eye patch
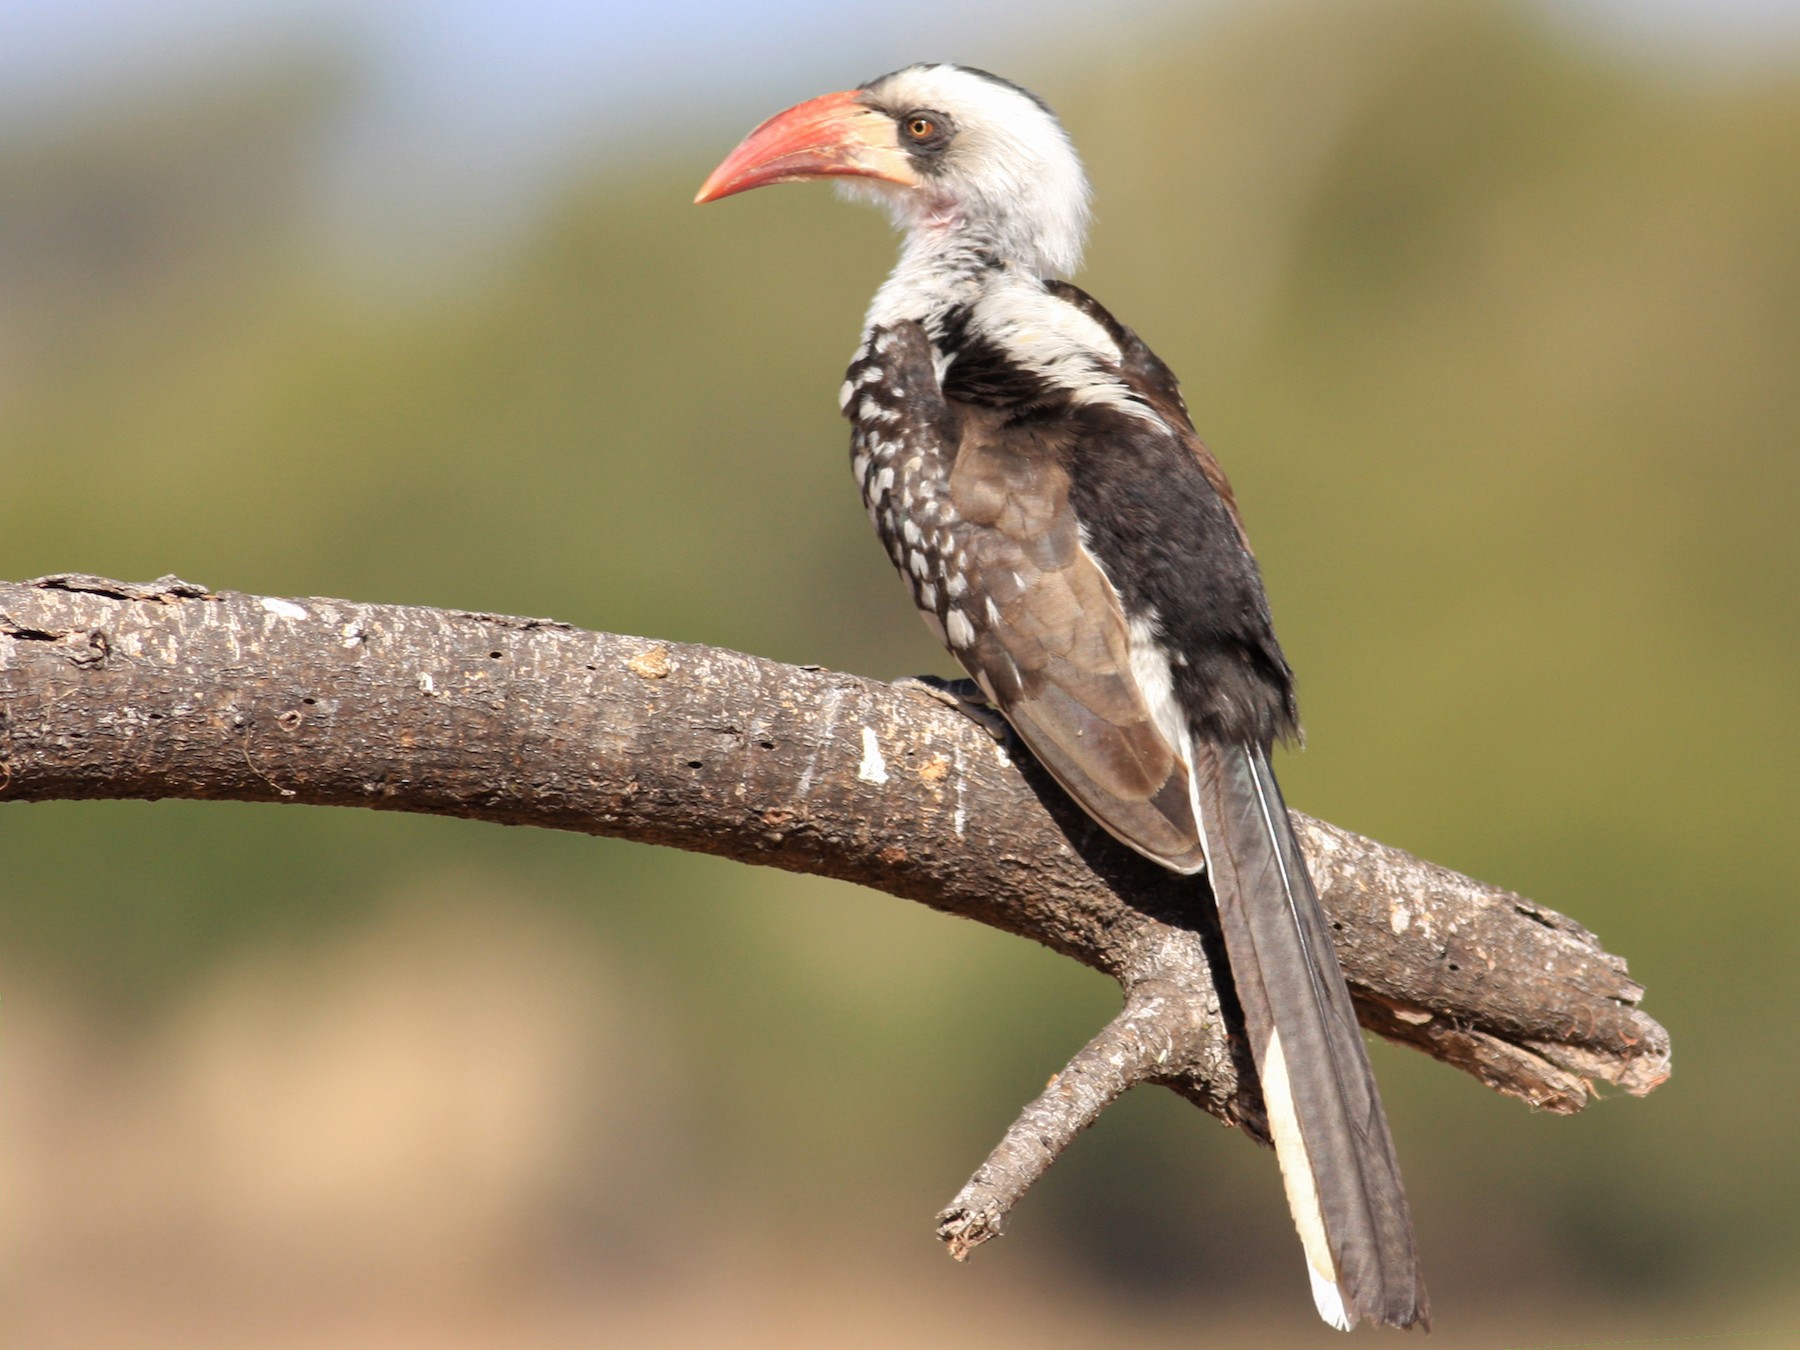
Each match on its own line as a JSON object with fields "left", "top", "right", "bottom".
{"left": 897, "top": 107, "right": 955, "bottom": 166}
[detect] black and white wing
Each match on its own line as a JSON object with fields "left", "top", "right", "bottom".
{"left": 846, "top": 319, "right": 1207, "bottom": 871}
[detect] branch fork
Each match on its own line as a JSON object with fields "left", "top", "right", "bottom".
{"left": 939, "top": 968, "right": 1232, "bottom": 1260}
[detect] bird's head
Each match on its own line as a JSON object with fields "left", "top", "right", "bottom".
{"left": 695, "top": 64, "right": 1090, "bottom": 278}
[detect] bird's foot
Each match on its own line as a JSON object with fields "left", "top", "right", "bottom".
{"left": 894, "top": 675, "right": 1012, "bottom": 744}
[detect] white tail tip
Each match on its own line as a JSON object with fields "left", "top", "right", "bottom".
{"left": 1309, "top": 1266, "right": 1352, "bottom": 1331}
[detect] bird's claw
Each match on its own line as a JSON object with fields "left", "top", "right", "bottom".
{"left": 894, "top": 675, "right": 1012, "bottom": 744}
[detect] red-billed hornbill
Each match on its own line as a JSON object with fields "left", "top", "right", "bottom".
{"left": 696, "top": 64, "right": 1428, "bottom": 1332}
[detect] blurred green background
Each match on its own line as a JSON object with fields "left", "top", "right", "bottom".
{"left": 2, "top": 0, "right": 1797, "bottom": 1344}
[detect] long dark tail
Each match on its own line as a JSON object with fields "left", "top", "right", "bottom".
{"left": 1192, "top": 739, "right": 1429, "bottom": 1331}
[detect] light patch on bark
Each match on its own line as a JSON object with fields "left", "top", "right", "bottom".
{"left": 858, "top": 726, "right": 890, "bottom": 784}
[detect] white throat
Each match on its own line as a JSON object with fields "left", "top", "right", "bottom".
{"left": 862, "top": 219, "right": 1003, "bottom": 331}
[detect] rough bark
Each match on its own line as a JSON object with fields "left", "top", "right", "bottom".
{"left": 0, "top": 574, "right": 1669, "bottom": 1253}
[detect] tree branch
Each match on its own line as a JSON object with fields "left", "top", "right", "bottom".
{"left": 0, "top": 574, "right": 1670, "bottom": 1254}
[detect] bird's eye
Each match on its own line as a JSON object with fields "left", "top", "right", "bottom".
{"left": 905, "top": 117, "right": 937, "bottom": 141}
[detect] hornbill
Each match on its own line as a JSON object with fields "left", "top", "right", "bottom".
{"left": 696, "top": 64, "right": 1428, "bottom": 1331}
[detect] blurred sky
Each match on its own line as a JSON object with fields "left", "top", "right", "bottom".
{"left": 4, "top": 0, "right": 1799, "bottom": 274}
